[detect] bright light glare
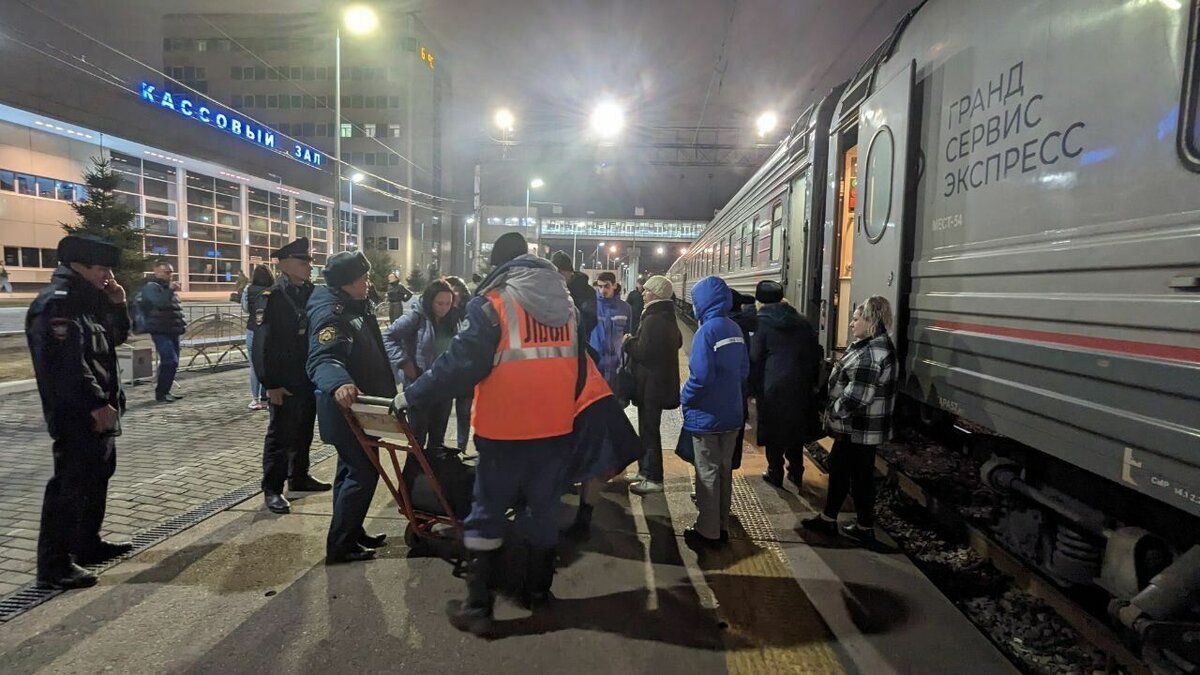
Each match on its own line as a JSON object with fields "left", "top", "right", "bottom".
{"left": 493, "top": 108, "right": 515, "bottom": 132}
{"left": 610, "top": 245, "right": 618, "bottom": 253}
{"left": 590, "top": 101, "right": 625, "bottom": 139}
{"left": 466, "top": 217, "right": 475, "bottom": 224}
{"left": 342, "top": 5, "right": 380, "bottom": 35}
{"left": 656, "top": 246, "right": 665, "bottom": 255}
{"left": 756, "top": 111, "right": 779, "bottom": 138}
{"left": 530, "top": 178, "right": 545, "bottom": 189}
{"left": 681, "top": 247, "right": 689, "bottom": 254}
{"left": 351, "top": 172, "right": 365, "bottom": 183}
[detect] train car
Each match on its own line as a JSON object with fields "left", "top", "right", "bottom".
{"left": 668, "top": 0, "right": 1200, "bottom": 663}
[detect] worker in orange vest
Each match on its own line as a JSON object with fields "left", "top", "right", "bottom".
{"left": 393, "top": 232, "right": 580, "bottom": 636}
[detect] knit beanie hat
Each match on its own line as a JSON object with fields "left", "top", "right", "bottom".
{"left": 642, "top": 275, "right": 673, "bottom": 300}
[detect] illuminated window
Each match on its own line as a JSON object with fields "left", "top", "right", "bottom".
{"left": 363, "top": 123, "right": 376, "bottom": 138}
{"left": 340, "top": 124, "right": 353, "bottom": 138}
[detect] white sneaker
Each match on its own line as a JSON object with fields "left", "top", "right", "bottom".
{"left": 247, "top": 401, "right": 259, "bottom": 410}
{"left": 624, "top": 471, "right": 647, "bottom": 483}
{"left": 630, "top": 480, "right": 664, "bottom": 495}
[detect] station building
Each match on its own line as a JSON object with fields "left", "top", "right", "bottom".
{"left": 0, "top": 1, "right": 451, "bottom": 296}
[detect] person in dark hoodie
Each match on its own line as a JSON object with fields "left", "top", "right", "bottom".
{"left": 140, "top": 260, "right": 187, "bottom": 402}
{"left": 682, "top": 276, "right": 749, "bottom": 548}
{"left": 242, "top": 264, "right": 274, "bottom": 410}
{"left": 393, "top": 232, "right": 581, "bottom": 635}
{"left": 551, "top": 250, "right": 598, "bottom": 350}
{"left": 749, "top": 280, "right": 822, "bottom": 490}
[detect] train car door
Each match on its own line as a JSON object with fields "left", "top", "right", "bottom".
{"left": 819, "top": 129, "right": 858, "bottom": 354}
{"left": 853, "top": 60, "right": 914, "bottom": 340}
{"left": 784, "top": 172, "right": 808, "bottom": 307}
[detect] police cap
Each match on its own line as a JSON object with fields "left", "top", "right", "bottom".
{"left": 323, "top": 250, "right": 371, "bottom": 287}
{"left": 273, "top": 237, "right": 312, "bottom": 261}
{"left": 57, "top": 233, "right": 120, "bottom": 268}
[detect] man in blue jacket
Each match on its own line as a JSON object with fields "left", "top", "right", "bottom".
{"left": 589, "top": 271, "right": 631, "bottom": 392}
{"left": 681, "top": 276, "right": 749, "bottom": 548}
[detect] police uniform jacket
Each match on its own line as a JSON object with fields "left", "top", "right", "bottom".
{"left": 306, "top": 284, "right": 396, "bottom": 447}
{"left": 26, "top": 266, "right": 130, "bottom": 438}
{"left": 252, "top": 276, "right": 315, "bottom": 393}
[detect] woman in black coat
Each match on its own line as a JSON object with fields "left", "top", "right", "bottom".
{"left": 749, "top": 280, "right": 822, "bottom": 490}
{"left": 623, "top": 275, "right": 683, "bottom": 495}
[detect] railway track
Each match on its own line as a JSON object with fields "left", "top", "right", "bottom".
{"left": 805, "top": 429, "right": 1151, "bottom": 675}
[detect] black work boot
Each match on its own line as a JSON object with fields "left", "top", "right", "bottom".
{"left": 762, "top": 466, "right": 784, "bottom": 488}
{"left": 447, "top": 550, "right": 498, "bottom": 636}
{"left": 523, "top": 546, "right": 557, "bottom": 610}
{"left": 564, "top": 503, "right": 593, "bottom": 539}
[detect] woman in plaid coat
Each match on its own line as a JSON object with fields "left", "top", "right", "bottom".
{"left": 801, "top": 295, "right": 897, "bottom": 543}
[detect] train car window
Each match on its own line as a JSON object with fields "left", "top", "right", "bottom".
{"left": 749, "top": 217, "right": 759, "bottom": 266}
{"left": 862, "top": 126, "right": 895, "bottom": 243}
{"left": 1180, "top": 0, "right": 1200, "bottom": 171}
{"left": 728, "top": 232, "right": 736, "bottom": 270}
{"left": 770, "top": 202, "right": 784, "bottom": 261}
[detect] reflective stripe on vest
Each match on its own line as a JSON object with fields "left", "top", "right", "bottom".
{"left": 473, "top": 290, "right": 579, "bottom": 441}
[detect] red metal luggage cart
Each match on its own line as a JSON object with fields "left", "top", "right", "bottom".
{"left": 342, "top": 396, "right": 464, "bottom": 558}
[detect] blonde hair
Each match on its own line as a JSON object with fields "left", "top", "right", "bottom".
{"left": 858, "top": 295, "right": 893, "bottom": 336}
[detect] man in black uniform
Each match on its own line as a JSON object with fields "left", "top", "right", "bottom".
{"left": 26, "top": 234, "right": 133, "bottom": 589}
{"left": 307, "top": 251, "right": 395, "bottom": 563}
{"left": 252, "top": 238, "right": 330, "bottom": 514}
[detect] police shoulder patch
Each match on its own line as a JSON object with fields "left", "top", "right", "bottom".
{"left": 317, "top": 326, "right": 338, "bottom": 344}
{"left": 332, "top": 303, "right": 344, "bottom": 315}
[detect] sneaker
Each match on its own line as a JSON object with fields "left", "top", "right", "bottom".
{"left": 629, "top": 480, "right": 664, "bottom": 495}
{"left": 800, "top": 514, "right": 838, "bottom": 534}
{"left": 624, "top": 471, "right": 647, "bottom": 483}
{"left": 840, "top": 522, "right": 876, "bottom": 544}
{"left": 248, "top": 400, "right": 261, "bottom": 410}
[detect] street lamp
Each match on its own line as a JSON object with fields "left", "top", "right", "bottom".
{"left": 493, "top": 108, "right": 515, "bottom": 135}
{"left": 335, "top": 5, "right": 379, "bottom": 252}
{"left": 656, "top": 246, "right": 665, "bottom": 256}
{"left": 756, "top": 111, "right": 779, "bottom": 139}
{"left": 572, "top": 222, "right": 586, "bottom": 270}
{"left": 590, "top": 101, "right": 625, "bottom": 140}
{"left": 527, "top": 177, "right": 544, "bottom": 252}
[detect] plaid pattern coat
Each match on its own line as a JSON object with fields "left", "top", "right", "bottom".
{"left": 825, "top": 331, "right": 897, "bottom": 445}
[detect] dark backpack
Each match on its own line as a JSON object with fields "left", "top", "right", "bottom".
{"left": 402, "top": 446, "right": 476, "bottom": 519}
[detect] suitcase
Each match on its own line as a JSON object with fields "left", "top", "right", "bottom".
{"left": 403, "top": 446, "right": 475, "bottom": 520}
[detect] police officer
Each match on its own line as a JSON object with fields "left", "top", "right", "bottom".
{"left": 26, "top": 234, "right": 133, "bottom": 589}
{"left": 393, "top": 232, "right": 579, "bottom": 635}
{"left": 252, "top": 237, "right": 331, "bottom": 514}
{"left": 307, "top": 250, "right": 395, "bottom": 563}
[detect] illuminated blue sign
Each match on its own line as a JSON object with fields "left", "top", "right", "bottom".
{"left": 138, "top": 81, "right": 324, "bottom": 168}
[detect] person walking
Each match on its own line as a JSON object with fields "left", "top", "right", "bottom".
{"left": 626, "top": 276, "right": 645, "bottom": 335}
{"left": 242, "top": 264, "right": 274, "bottom": 410}
{"left": 681, "top": 276, "right": 749, "bottom": 548}
{"left": 802, "top": 296, "right": 897, "bottom": 544}
{"left": 749, "top": 280, "right": 822, "bottom": 491}
{"left": 0, "top": 264, "right": 12, "bottom": 293}
{"left": 589, "top": 271, "right": 632, "bottom": 392}
{"left": 26, "top": 234, "right": 133, "bottom": 589}
{"left": 393, "top": 232, "right": 579, "bottom": 635}
{"left": 624, "top": 275, "right": 682, "bottom": 496}
{"left": 140, "top": 260, "right": 186, "bottom": 403}
{"left": 386, "top": 271, "right": 413, "bottom": 323}
{"left": 308, "top": 250, "right": 395, "bottom": 564}
{"left": 382, "top": 278, "right": 458, "bottom": 449}
{"left": 251, "top": 238, "right": 330, "bottom": 515}
{"left": 445, "top": 275, "right": 474, "bottom": 448}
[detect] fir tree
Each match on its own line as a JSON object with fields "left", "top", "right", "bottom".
{"left": 364, "top": 247, "right": 397, "bottom": 291}
{"left": 61, "top": 157, "right": 145, "bottom": 292}
{"left": 405, "top": 268, "right": 427, "bottom": 292}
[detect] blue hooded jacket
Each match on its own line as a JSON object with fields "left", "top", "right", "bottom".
{"left": 681, "top": 276, "right": 749, "bottom": 433}
{"left": 589, "top": 292, "right": 632, "bottom": 385}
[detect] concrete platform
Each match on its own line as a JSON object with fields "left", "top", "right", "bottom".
{"left": 0, "top": 436, "right": 1015, "bottom": 674}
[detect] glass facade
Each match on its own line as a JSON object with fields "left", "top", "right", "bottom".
{"left": 539, "top": 218, "right": 704, "bottom": 241}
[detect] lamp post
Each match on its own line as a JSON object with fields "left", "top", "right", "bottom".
{"left": 572, "top": 222, "right": 586, "bottom": 270}
{"left": 347, "top": 171, "right": 364, "bottom": 249}
{"left": 335, "top": 5, "right": 378, "bottom": 253}
{"left": 526, "top": 177, "right": 544, "bottom": 253}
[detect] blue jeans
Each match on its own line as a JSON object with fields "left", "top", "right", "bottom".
{"left": 151, "top": 334, "right": 180, "bottom": 398}
{"left": 245, "top": 331, "right": 263, "bottom": 400}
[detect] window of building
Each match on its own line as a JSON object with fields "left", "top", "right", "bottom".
{"left": 375, "top": 96, "right": 387, "bottom": 110}
{"left": 389, "top": 154, "right": 400, "bottom": 166}
{"left": 365, "top": 96, "right": 375, "bottom": 109}
{"left": 316, "top": 66, "right": 327, "bottom": 80}
{"left": 243, "top": 66, "right": 255, "bottom": 80}
{"left": 388, "top": 123, "right": 400, "bottom": 138}
{"left": 267, "top": 95, "right": 278, "bottom": 108}
{"left": 388, "top": 96, "right": 399, "bottom": 108}
{"left": 231, "top": 66, "right": 242, "bottom": 80}
{"left": 290, "top": 95, "right": 301, "bottom": 109}
{"left": 16, "top": 174, "right": 35, "bottom": 196}
{"left": 363, "top": 123, "right": 376, "bottom": 138}
{"left": 303, "top": 66, "right": 314, "bottom": 81}
{"left": 280, "top": 96, "right": 291, "bottom": 110}
{"left": 289, "top": 66, "right": 301, "bottom": 80}
{"left": 303, "top": 96, "right": 315, "bottom": 109}
{"left": 351, "top": 95, "right": 363, "bottom": 109}
{"left": 232, "top": 94, "right": 243, "bottom": 107}
{"left": 365, "top": 153, "right": 376, "bottom": 166}
{"left": 302, "top": 122, "right": 314, "bottom": 137}
{"left": 255, "top": 94, "right": 266, "bottom": 108}
{"left": 0, "top": 170, "right": 13, "bottom": 192}
{"left": 340, "top": 123, "right": 353, "bottom": 138}
{"left": 388, "top": 237, "right": 400, "bottom": 250}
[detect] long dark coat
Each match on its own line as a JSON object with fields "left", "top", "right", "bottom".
{"left": 623, "top": 299, "right": 682, "bottom": 410}
{"left": 749, "top": 301, "right": 823, "bottom": 446}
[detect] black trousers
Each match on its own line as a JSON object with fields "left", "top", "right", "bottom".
{"left": 821, "top": 437, "right": 877, "bottom": 527}
{"left": 38, "top": 432, "right": 116, "bottom": 576}
{"left": 636, "top": 404, "right": 664, "bottom": 482}
{"left": 262, "top": 390, "right": 316, "bottom": 492}
{"left": 765, "top": 444, "right": 803, "bottom": 476}
{"left": 327, "top": 440, "right": 379, "bottom": 555}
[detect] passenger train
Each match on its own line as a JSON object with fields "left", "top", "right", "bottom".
{"left": 667, "top": 0, "right": 1200, "bottom": 664}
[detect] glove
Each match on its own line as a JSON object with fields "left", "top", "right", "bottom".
{"left": 389, "top": 392, "right": 408, "bottom": 419}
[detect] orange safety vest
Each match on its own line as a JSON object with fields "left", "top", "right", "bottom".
{"left": 473, "top": 289, "right": 580, "bottom": 441}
